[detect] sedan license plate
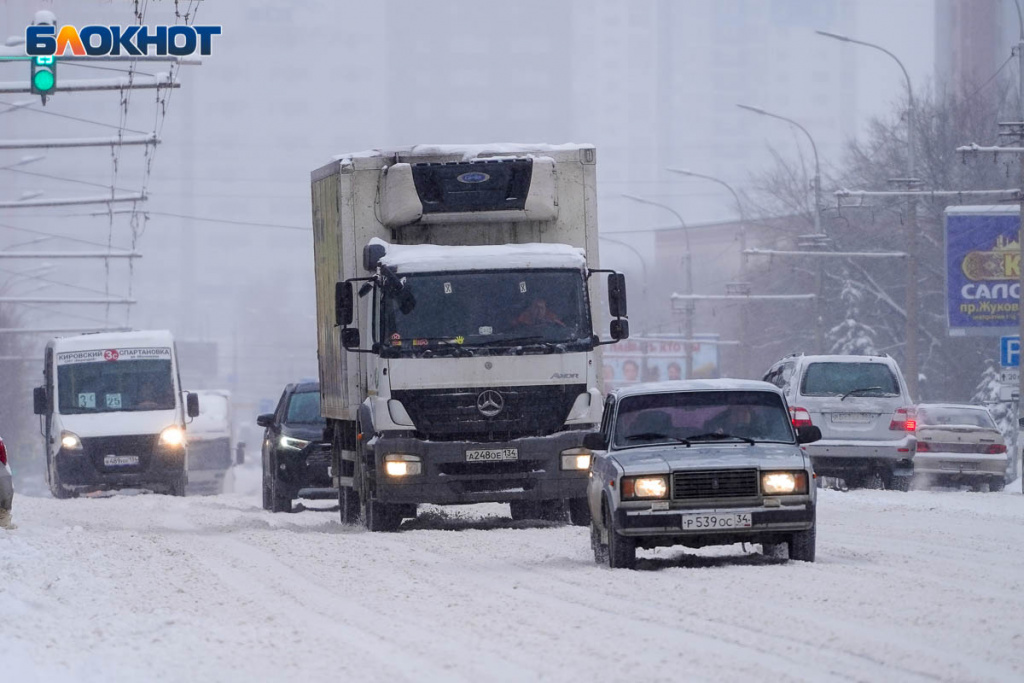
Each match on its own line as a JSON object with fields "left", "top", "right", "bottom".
{"left": 680, "top": 512, "right": 752, "bottom": 530}
{"left": 104, "top": 455, "right": 139, "bottom": 467}
{"left": 465, "top": 448, "right": 518, "bottom": 462}
{"left": 940, "top": 461, "right": 978, "bottom": 471}
{"left": 831, "top": 412, "right": 875, "bottom": 423}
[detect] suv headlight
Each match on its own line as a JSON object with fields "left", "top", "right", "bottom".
{"left": 384, "top": 454, "right": 422, "bottom": 477}
{"left": 761, "top": 471, "right": 808, "bottom": 495}
{"left": 621, "top": 475, "right": 669, "bottom": 500}
{"left": 560, "top": 447, "right": 591, "bottom": 471}
{"left": 60, "top": 430, "right": 83, "bottom": 450}
{"left": 159, "top": 426, "right": 186, "bottom": 448}
{"left": 279, "top": 435, "right": 310, "bottom": 451}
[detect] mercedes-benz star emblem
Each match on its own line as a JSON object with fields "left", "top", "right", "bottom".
{"left": 476, "top": 390, "right": 504, "bottom": 417}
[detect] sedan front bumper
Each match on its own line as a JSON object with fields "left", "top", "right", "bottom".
{"left": 614, "top": 503, "right": 815, "bottom": 544}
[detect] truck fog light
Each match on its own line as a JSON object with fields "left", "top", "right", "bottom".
{"left": 560, "top": 447, "right": 591, "bottom": 470}
{"left": 384, "top": 454, "right": 422, "bottom": 477}
{"left": 761, "top": 471, "right": 807, "bottom": 495}
{"left": 60, "top": 431, "right": 82, "bottom": 450}
{"left": 159, "top": 426, "right": 186, "bottom": 448}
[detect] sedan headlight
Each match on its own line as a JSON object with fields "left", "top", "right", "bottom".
{"left": 560, "top": 447, "right": 592, "bottom": 471}
{"left": 159, "top": 426, "right": 186, "bottom": 448}
{"left": 621, "top": 475, "right": 669, "bottom": 500}
{"left": 279, "top": 435, "right": 310, "bottom": 451}
{"left": 761, "top": 471, "right": 808, "bottom": 495}
{"left": 60, "top": 430, "right": 82, "bottom": 450}
{"left": 384, "top": 454, "right": 422, "bottom": 477}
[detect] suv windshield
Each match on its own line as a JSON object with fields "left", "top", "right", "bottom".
{"left": 917, "top": 406, "right": 996, "bottom": 429}
{"left": 57, "top": 357, "right": 175, "bottom": 414}
{"left": 613, "top": 390, "right": 795, "bottom": 448}
{"left": 286, "top": 391, "right": 325, "bottom": 425}
{"left": 800, "top": 362, "right": 899, "bottom": 397}
{"left": 380, "top": 269, "right": 592, "bottom": 356}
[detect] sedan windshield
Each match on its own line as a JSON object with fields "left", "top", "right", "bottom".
{"left": 613, "top": 390, "right": 795, "bottom": 448}
{"left": 381, "top": 269, "right": 591, "bottom": 355}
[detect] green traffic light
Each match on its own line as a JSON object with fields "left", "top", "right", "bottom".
{"left": 33, "top": 69, "right": 55, "bottom": 92}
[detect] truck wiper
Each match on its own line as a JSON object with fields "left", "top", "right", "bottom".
{"left": 840, "top": 386, "right": 886, "bottom": 401}
{"left": 685, "top": 432, "right": 756, "bottom": 445}
{"left": 624, "top": 432, "right": 691, "bottom": 446}
{"left": 474, "top": 335, "right": 545, "bottom": 347}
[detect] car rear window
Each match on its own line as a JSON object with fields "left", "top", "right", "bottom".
{"left": 917, "top": 407, "right": 996, "bottom": 429}
{"left": 800, "top": 362, "right": 900, "bottom": 397}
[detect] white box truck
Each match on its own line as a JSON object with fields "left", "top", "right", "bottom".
{"left": 32, "top": 330, "right": 200, "bottom": 497}
{"left": 311, "top": 143, "right": 628, "bottom": 531}
{"left": 186, "top": 389, "right": 240, "bottom": 495}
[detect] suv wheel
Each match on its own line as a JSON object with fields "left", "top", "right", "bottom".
{"left": 266, "top": 453, "right": 291, "bottom": 513}
{"left": 788, "top": 524, "right": 816, "bottom": 562}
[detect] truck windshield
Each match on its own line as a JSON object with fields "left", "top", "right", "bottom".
{"left": 57, "top": 358, "right": 175, "bottom": 414}
{"left": 380, "top": 269, "right": 592, "bottom": 355}
{"left": 613, "top": 390, "right": 795, "bottom": 448}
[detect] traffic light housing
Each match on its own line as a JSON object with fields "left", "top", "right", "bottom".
{"left": 30, "top": 55, "right": 56, "bottom": 102}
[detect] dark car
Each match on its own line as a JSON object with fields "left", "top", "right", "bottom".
{"left": 258, "top": 382, "right": 332, "bottom": 512}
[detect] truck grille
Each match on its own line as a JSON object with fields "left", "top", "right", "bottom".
{"left": 392, "top": 384, "right": 586, "bottom": 442}
{"left": 672, "top": 469, "right": 759, "bottom": 500}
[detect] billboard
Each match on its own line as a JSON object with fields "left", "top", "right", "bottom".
{"left": 946, "top": 206, "right": 1020, "bottom": 336}
{"left": 602, "top": 334, "right": 720, "bottom": 391}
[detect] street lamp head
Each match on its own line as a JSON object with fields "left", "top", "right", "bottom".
{"left": 815, "top": 29, "right": 851, "bottom": 42}
{"left": 736, "top": 103, "right": 768, "bottom": 116}
{"left": 666, "top": 167, "right": 695, "bottom": 177}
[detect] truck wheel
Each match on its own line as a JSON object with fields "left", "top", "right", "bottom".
{"left": 606, "top": 506, "right": 636, "bottom": 569}
{"left": 788, "top": 524, "right": 816, "bottom": 562}
{"left": 364, "top": 499, "right": 402, "bottom": 532}
{"left": 49, "top": 459, "right": 74, "bottom": 500}
{"left": 590, "top": 521, "right": 609, "bottom": 565}
{"left": 568, "top": 497, "right": 591, "bottom": 526}
{"left": 339, "top": 486, "right": 360, "bottom": 524}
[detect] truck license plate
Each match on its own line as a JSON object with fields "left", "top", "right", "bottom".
{"left": 680, "top": 512, "right": 752, "bottom": 530}
{"left": 465, "top": 448, "right": 518, "bottom": 462}
{"left": 104, "top": 455, "right": 139, "bottom": 466}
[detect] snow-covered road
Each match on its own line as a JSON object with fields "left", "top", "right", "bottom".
{"left": 2, "top": 475, "right": 1022, "bottom": 683}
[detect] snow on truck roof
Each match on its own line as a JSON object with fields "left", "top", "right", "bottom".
{"left": 51, "top": 329, "right": 175, "bottom": 352}
{"left": 333, "top": 142, "right": 594, "bottom": 164}
{"left": 371, "top": 238, "right": 587, "bottom": 273}
{"left": 945, "top": 205, "right": 1021, "bottom": 215}
{"left": 612, "top": 379, "right": 784, "bottom": 399}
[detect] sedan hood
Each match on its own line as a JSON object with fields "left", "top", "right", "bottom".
{"left": 611, "top": 442, "right": 808, "bottom": 475}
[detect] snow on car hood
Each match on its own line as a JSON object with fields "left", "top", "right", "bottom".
{"left": 611, "top": 442, "right": 809, "bottom": 475}
{"left": 59, "top": 410, "right": 180, "bottom": 438}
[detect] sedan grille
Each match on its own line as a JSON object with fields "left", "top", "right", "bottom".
{"left": 672, "top": 469, "right": 759, "bottom": 500}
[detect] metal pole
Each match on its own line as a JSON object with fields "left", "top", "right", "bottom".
{"left": 1016, "top": 0, "right": 1024, "bottom": 487}
{"left": 622, "top": 194, "right": 694, "bottom": 377}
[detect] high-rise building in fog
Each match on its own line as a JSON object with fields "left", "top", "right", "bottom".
{"left": 935, "top": 0, "right": 1018, "bottom": 100}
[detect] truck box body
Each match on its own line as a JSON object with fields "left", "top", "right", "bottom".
{"left": 311, "top": 143, "right": 622, "bottom": 528}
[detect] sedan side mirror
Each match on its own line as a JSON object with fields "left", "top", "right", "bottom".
{"left": 582, "top": 432, "right": 608, "bottom": 451}
{"left": 796, "top": 425, "right": 822, "bottom": 445}
{"left": 33, "top": 386, "right": 47, "bottom": 415}
{"left": 256, "top": 413, "right": 275, "bottom": 429}
{"left": 186, "top": 392, "right": 200, "bottom": 418}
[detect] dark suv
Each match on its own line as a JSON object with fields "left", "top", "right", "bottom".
{"left": 258, "top": 382, "right": 332, "bottom": 512}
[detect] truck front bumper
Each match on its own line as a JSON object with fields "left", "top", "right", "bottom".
{"left": 372, "top": 431, "right": 590, "bottom": 505}
{"left": 56, "top": 447, "right": 185, "bottom": 492}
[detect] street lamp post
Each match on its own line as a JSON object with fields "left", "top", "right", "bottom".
{"left": 621, "top": 193, "right": 694, "bottom": 378}
{"left": 816, "top": 29, "right": 920, "bottom": 401}
{"left": 666, "top": 168, "right": 751, "bottom": 377}
{"left": 737, "top": 104, "right": 826, "bottom": 352}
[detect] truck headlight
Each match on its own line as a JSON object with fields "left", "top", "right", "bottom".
{"left": 60, "top": 430, "right": 82, "bottom": 450}
{"left": 761, "top": 471, "right": 808, "bottom": 495}
{"left": 279, "top": 435, "right": 310, "bottom": 451}
{"left": 621, "top": 475, "right": 669, "bottom": 499}
{"left": 159, "top": 426, "right": 186, "bottom": 448}
{"left": 384, "top": 454, "right": 422, "bottom": 477}
{"left": 560, "top": 447, "right": 591, "bottom": 470}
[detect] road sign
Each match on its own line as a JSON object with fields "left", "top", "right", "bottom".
{"left": 999, "top": 385, "right": 1020, "bottom": 401}
{"left": 1001, "top": 369, "right": 1020, "bottom": 385}
{"left": 1000, "top": 335, "right": 1020, "bottom": 367}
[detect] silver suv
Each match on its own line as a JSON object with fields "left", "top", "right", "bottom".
{"left": 762, "top": 354, "right": 915, "bottom": 490}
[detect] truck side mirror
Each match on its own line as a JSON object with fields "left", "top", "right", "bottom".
{"left": 235, "top": 442, "right": 246, "bottom": 465}
{"left": 341, "top": 327, "right": 361, "bottom": 349}
{"left": 608, "top": 273, "right": 627, "bottom": 318}
{"left": 186, "top": 392, "right": 200, "bottom": 418}
{"left": 609, "top": 319, "right": 629, "bottom": 341}
{"left": 796, "top": 425, "right": 822, "bottom": 444}
{"left": 256, "top": 413, "right": 275, "bottom": 428}
{"left": 582, "top": 432, "right": 608, "bottom": 451}
{"left": 33, "top": 386, "right": 47, "bottom": 415}
{"left": 336, "top": 281, "right": 354, "bottom": 327}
